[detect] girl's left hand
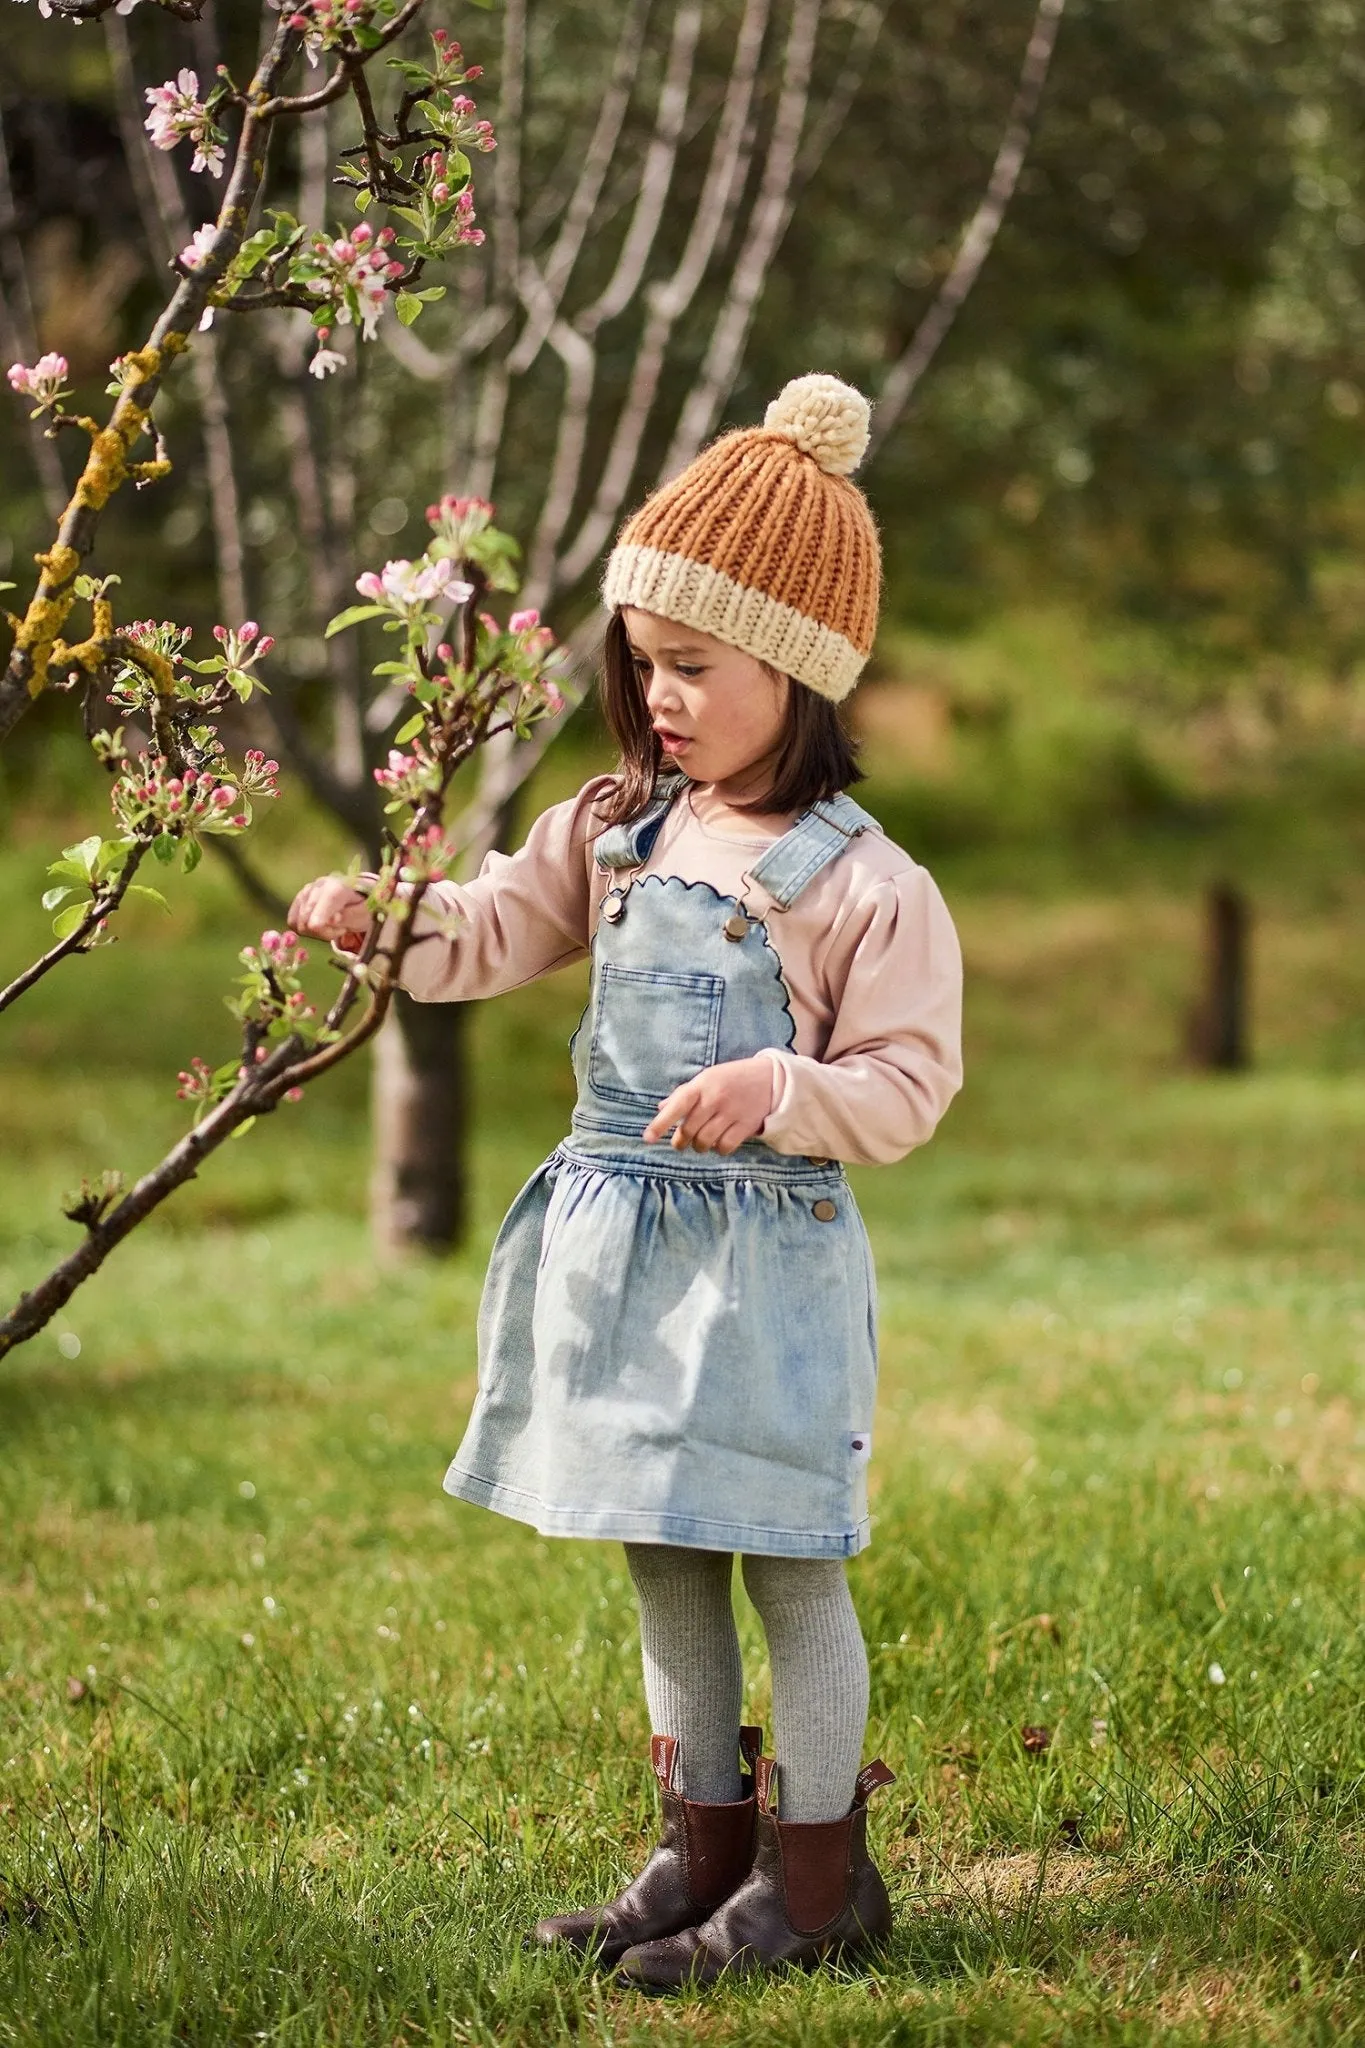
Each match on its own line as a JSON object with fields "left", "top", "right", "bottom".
{"left": 643, "top": 1056, "right": 775, "bottom": 1154}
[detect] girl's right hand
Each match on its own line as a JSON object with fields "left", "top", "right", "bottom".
{"left": 288, "top": 876, "right": 373, "bottom": 954}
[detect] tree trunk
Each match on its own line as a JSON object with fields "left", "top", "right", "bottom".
{"left": 1186, "top": 882, "right": 1251, "bottom": 1071}
{"left": 370, "top": 993, "right": 472, "bottom": 1253}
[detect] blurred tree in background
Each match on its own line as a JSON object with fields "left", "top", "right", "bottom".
{"left": 8, "top": 2, "right": 1365, "bottom": 661}
{"left": 2, "top": 0, "right": 1362, "bottom": 1251}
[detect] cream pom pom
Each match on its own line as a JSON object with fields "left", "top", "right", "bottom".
{"left": 763, "top": 372, "right": 871, "bottom": 477}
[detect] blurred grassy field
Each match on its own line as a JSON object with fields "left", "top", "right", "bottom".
{"left": 1, "top": 750, "right": 1364, "bottom": 2044}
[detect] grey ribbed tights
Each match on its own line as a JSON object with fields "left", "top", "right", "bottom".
{"left": 623, "top": 1544, "right": 870, "bottom": 1824}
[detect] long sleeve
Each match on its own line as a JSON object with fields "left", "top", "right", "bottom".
{"left": 757, "top": 863, "right": 963, "bottom": 1166}
{"left": 397, "top": 776, "right": 613, "bottom": 1003}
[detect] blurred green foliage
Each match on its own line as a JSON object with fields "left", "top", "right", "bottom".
{"left": 2, "top": 1, "right": 1363, "bottom": 865}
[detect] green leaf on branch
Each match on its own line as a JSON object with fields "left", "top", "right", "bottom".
{"left": 326, "top": 604, "right": 387, "bottom": 638}
{"left": 395, "top": 293, "right": 424, "bottom": 327}
{"left": 393, "top": 713, "right": 425, "bottom": 744}
{"left": 231, "top": 229, "right": 280, "bottom": 279}
{"left": 42, "top": 885, "right": 76, "bottom": 912}
{"left": 354, "top": 189, "right": 373, "bottom": 213}
{"left": 182, "top": 840, "right": 203, "bottom": 876}
{"left": 52, "top": 902, "right": 92, "bottom": 941}
{"left": 415, "top": 286, "right": 447, "bottom": 304}
{"left": 126, "top": 885, "right": 171, "bottom": 914}
{"left": 230, "top": 1116, "right": 258, "bottom": 1141}
{"left": 65, "top": 836, "right": 103, "bottom": 881}
{"left": 93, "top": 837, "right": 132, "bottom": 881}
{"left": 152, "top": 835, "right": 176, "bottom": 866}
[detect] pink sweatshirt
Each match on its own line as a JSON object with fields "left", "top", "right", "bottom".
{"left": 400, "top": 775, "right": 963, "bottom": 1165}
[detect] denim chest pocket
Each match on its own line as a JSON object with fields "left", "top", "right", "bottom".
{"left": 588, "top": 963, "right": 723, "bottom": 1107}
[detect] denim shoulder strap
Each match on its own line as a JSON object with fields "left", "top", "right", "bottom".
{"left": 747, "top": 791, "right": 881, "bottom": 909}
{"left": 593, "top": 774, "right": 686, "bottom": 871}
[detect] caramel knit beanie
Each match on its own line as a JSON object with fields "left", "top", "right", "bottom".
{"left": 601, "top": 373, "right": 881, "bottom": 704}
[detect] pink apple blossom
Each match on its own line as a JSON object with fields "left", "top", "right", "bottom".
{"left": 354, "top": 557, "right": 474, "bottom": 615}
{"left": 144, "top": 71, "right": 226, "bottom": 179}
{"left": 7, "top": 353, "right": 69, "bottom": 408}
{"left": 179, "top": 224, "right": 218, "bottom": 272}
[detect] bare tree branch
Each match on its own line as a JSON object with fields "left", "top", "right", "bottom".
{"left": 792, "top": 0, "right": 883, "bottom": 189}
{"left": 0, "top": 17, "right": 307, "bottom": 742}
{"left": 556, "top": 0, "right": 772, "bottom": 587}
{"left": 868, "top": 0, "right": 1066, "bottom": 456}
{"left": 504, "top": 0, "right": 654, "bottom": 377}
{"left": 663, "top": 0, "right": 822, "bottom": 477}
{"left": 516, "top": 0, "right": 703, "bottom": 600}
{"left": 575, "top": 0, "right": 703, "bottom": 338}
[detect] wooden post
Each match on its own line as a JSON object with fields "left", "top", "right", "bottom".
{"left": 1187, "top": 883, "right": 1251, "bottom": 1071}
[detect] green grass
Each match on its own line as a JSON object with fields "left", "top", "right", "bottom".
{"left": 1, "top": 793, "right": 1364, "bottom": 2044}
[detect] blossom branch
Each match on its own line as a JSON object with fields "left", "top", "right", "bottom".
{"left": 0, "top": 16, "right": 302, "bottom": 741}
{"left": 0, "top": 605, "right": 282, "bottom": 1017}
{"left": 0, "top": 506, "right": 565, "bottom": 1357}
{"left": 1, "top": 1, "right": 496, "bottom": 743}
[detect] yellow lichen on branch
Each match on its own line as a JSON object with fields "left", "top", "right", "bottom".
{"left": 12, "top": 341, "right": 187, "bottom": 700}
{"left": 47, "top": 596, "right": 174, "bottom": 699}
{"left": 14, "top": 543, "right": 82, "bottom": 697}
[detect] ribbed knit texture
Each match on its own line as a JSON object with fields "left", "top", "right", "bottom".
{"left": 602, "top": 373, "right": 882, "bottom": 704}
{"left": 624, "top": 1546, "right": 871, "bottom": 1823}
{"left": 741, "top": 1555, "right": 870, "bottom": 1823}
{"left": 626, "top": 1545, "right": 745, "bottom": 1803}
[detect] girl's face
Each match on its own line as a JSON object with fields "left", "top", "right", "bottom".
{"left": 622, "top": 607, "right": 790, "bottom": 797}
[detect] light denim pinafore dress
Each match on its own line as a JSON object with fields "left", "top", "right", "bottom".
{"left": 443, "top": 780, "right": 881, "bottom": 1558}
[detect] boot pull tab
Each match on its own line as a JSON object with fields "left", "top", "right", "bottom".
{"left": 855, "top": 1758, "right": 896, "bottom": 1807}
{"left": 739, "top": 1724, "right": 763, "bottom": 1774}
{"left": 754, "top": 1754, "right": 779, "bottom": 1814}
{"left": 651, "top": 1734, "right": 680, "bottom": 1791}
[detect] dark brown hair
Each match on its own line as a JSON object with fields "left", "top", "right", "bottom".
{"left": 595, "top": 608, "right": 864, "bottom": 828}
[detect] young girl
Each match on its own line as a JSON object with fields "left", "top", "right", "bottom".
{"left": 290, "top": 374, "right": 962, "bottom": 1989}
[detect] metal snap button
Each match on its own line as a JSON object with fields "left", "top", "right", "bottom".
{"left": 812, "top": 1199, "right": 837, "bottom": 1222}
{"left": 723, "top": 912, "right": 748, "bottom": 941}
{"left": 601, "top": 893, "right": 624, "bottom": 923}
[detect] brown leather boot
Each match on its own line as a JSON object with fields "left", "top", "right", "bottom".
{"left": 532, "top": 1726, "right": 762, "bottom": 1967}
{"left": 616, "top": 1755, "right": 895, "bottom": 1990}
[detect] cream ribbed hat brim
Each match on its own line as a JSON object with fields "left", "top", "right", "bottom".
{"left": 602, "top": 543, "right": 865, "bottom": 703}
